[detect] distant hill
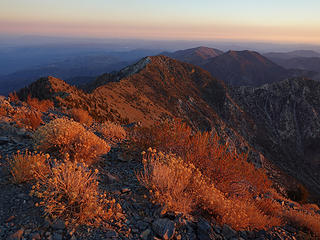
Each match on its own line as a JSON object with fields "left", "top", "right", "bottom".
{"left": 200, "top": 50, "right": 289, "bottom": 86}
{"left": 162, "top": 46, "right": 223, "bottom": 64}
{"left": 264, "top": 50, "right": 320, "bottom": 59}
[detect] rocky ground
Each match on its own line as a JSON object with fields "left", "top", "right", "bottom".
{"left": 0, "top": 120, "right": 314, "bottom": 240}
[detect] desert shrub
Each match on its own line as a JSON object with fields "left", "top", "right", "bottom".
{"left": 8, "top": 91, "right": 20, "bottom": 103}
{"left": 13, "top": 110, "right": 43, "bottom": 130}
{"left": 285, "top": 210, "right": 320, "bottom": 236}
{"left": 95, "top": 121, "right": 126, "bottom": 144}
{"left": 69, "top": 108, "right": 93, "bottom": 125}
{"left": 0, "top": 106, "right": 6, "bottom": 117}
{"left": 132, "top": 119, "right": 271, "bottom": 198}
{"left": 138, "top": 149, "right": 281, "bottom": 230}
{"left": 26, "top": 95, "right": 54, "bottom": 112}
{"left": 33, "top": 118, "right": 110, "bottom": 165}
{"left": 138, "top": 149, "right": 198, "bottom": 214}
{"left": 30, "top": 160, "right": 122, "bottom": 227}
{"left": 8, "top": 150, "right": 50, "bottom": 183}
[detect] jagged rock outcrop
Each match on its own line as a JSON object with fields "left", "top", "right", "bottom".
{"left": 231, "top": 78, "right": 320, "bottom": 196}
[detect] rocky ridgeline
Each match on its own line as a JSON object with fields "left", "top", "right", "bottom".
{"left": 0, "top": 96, "right": 308, "bottom": 240}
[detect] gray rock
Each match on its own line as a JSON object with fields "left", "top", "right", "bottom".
{"left": 0, "top": 136, "right": 10, "bottom": 145}
{"left": 105, "top": 230, "right": 118, "bottom": 238}
{"left": 140, "top": 228, "right": 151, "bottom": 240}
{"left": 31, "top": 232, "right": 41, "bottom": 240}
{"left": 197, "top": 219, "right": 213, "bottom": 240}
{"left": 222, "top": 224, "right": 237, "bottom": 239}
{"left": 152, "top": 218, "right": 175, "bottom": 240}
{"left": 136, "top": 220, "right": 149, "bottom": 230}
{"left": 52, "top": 232, "right": 63, "bottom": 240}
{"left": 51, "top": 219, "right": 65, "bottom": 230}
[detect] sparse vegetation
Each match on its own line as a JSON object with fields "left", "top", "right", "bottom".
{"left": 26, "top": 95, "right": 54, "bottom": 112}
{"left": 94, "top": 121, "right": 126, "bottom": 144}
{"left": 13, "top": 110, "right": 43, "bottom": 129}
{"left": 8, "top": 150, "right": 51, "bottom": 183}
{"left": 69, "top": 108, "right": 93, "bottom": 125}
{"left": 33, "top": 118, "right": 110, "bottom": 165}
{"left": 138, "top": 149, "right": 282, "bottom": 230}
{"left": 30, "top": 160, "right": 122, "bottom": 227}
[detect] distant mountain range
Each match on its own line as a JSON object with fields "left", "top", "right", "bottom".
{"left": 0, "top": 49, "right": 161, "bottom": 95}
{"left": 165, "top": 47, "right": 320, "bottom": 86}
{"left": 17, "top": 55, "right": 320, "bottom": 200}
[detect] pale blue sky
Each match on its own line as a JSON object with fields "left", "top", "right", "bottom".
{"left": 0, "top": 0, "right": 319, "bottom": 43}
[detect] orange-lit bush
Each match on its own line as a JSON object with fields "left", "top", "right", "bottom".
{"left": 138, "top": 149, "right": 281, "bottom": 230}
{"left": 69, "top": 108, "right": 93, "bottom": 125}
{"left": 13, "top": 110, "right": 43, "bottom": 129}
{"left": 26, "top": 95, "right": 54, "bottom": 112}
{"left": 95, "top": 121, "right": 126, "bottom": 144}
{"left": 8, "top": 91, "right": 20, "bottom": 103}
{"left": 33, "top": 118, "right": 110, "bottom": 165}
{"left": 285, "top": 210, "right": 320, "bottom": 236}
{"left": 8, "top": 150, "right": 50, "bottom": 183}
{"left": 30, "top": 160, "right": 122, "bottom": 227}
{"left": 133, "top": 119, "right": 271, "bottom": 198}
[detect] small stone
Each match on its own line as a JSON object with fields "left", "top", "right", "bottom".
{"left": 105, "top": 230, "right": 118, "bottom": 238}
{"left": 52, "top": 232, "right": 63, "bottom": 240}
{"left": 152, "top": 218, "right": 175, "bottom": 240}
{"left": 197, "top": 219, "right": 213, "bottom": 240}
{"left": 140, "top": 229, "right": 151, "bottom": 240}
{"left": 9, "top": 228, "right": 24, "bottom": 240}
{"left": 52, "top": 219, "right": 65, "bottom": 230}
{"left": 105, "top": 172, "right": 119, "bottom": 183}
{"left": 222, "top": 224, "right": 237, "bottom": 239}
{"left": 70, "top": 235, "right": 77, "bottom": 240}
{"left": 136, "top": 220, "right": 149, "bottom": 230}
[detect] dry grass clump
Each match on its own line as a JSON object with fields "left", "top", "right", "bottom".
{"left": 8, "top": 91, "right": 20, "bottom": 103}
{"left": 95, "top": 121, "right": 126, "bottom": 144}
{"left": 133, "top": 119, "right": 271, "bottom": 198}
{"left": 285, "top": 210, "right": 320, "bottom": 236}
{"left": 26, "top": 95, "right": 54, "bottom": 112}
{"left": 8, "top": 150, "right": 51, "bottom": 183}
{"left": 33, "top": 118, "right": 110, "bottom": 165}
{"left": 138, "top": 149, "right": 281, "bottom": 230}
{"left": 30, "top": 160, "right": 122, "bottom": 227}
{"left": 69, "top": 108, "right": 93, "bottom": 125}
{"left": 13, "top": 110, "right": 43, "bottom": 130}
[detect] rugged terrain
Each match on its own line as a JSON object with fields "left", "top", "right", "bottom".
{"left": 0, "top": 54, "right": 319, "bottom": 239}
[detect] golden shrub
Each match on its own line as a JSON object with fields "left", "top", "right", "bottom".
{"left": 30, "top": 160, "right": 122, "bottom": 227}
{"left": 95, "top": 121, "right": 126, "bottom": 144}
{"left": 69, "top": 108, "right": 93, "bottom": 125}
{"left": 285, "top": 209, "right": 320, "bottom": 236}
{"left": 138, "top": 149, "right": 281, "bottom": 231}
{"left": 8, "top": 150, "right": 51, "bottom": 183}
{"left": 8, "top": 91, "right": 20, "bottom": 103}
{"left": 13, "top": 110, "right": 43, "bottom": 130}
{"left": 133, "top": 119, "right": 271, "bottom": 198}
{"left": 26, "top": 95, "right": 54, "bottom": 112}
{"left": 33, "top": 118, "right": 110, "bottom": 165}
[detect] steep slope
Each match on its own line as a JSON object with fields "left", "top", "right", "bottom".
{"left": 200, "top": 50, "right": 289, "bottom": 86}
{"left": 231, "top": 78, "right": 320, "bottom": 197}
{"left": 163, "top": 46, "right": 223, "bottom": 65}
{"left": 18, "top": 56, "right": 320, "bottom": 198}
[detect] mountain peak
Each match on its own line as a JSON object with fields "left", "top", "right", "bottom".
{"left": 162, "top": 46, "right": 223, "bottom": 64}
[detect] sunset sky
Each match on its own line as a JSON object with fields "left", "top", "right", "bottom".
{"left": 1, "top": 0, "right": 319, "bottom": 44}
